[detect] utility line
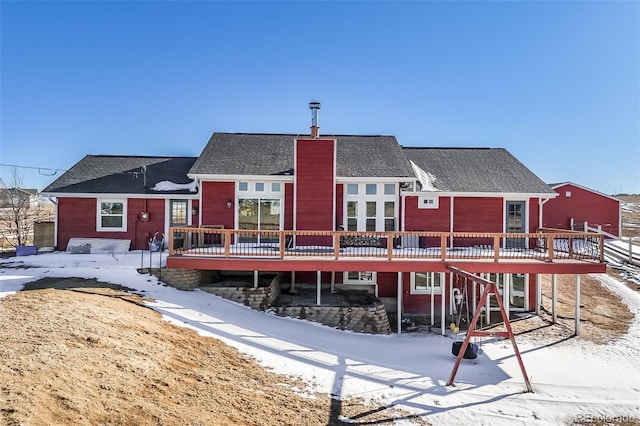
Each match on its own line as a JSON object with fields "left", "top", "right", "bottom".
{"left": 0, "top": 163, "right": 68, "bottom": 176}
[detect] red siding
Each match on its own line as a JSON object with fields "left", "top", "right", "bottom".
{"left": 529, "top": 198, "right": 540, "bottom": 232}
{"left": 285, "top": 183, "right": 294, "bottom": 230}
{"left": 295, "top": 139, "right": 335, "bottom": 230}
{"left": 404, "top": 196, "right": 451, "bottom": 231}
{"left": 56, "top": 197, "right": 166, "bottom": 250}
{"left": 400, "top": 272, "right": 450, "bottom": 316}
{"left": 201, "top": 181, "right": 235, "bottom": 228}
{"left": 453, "top": 197, "right": 503, "bottom": 232}
{"left": 128, "top": 199, "right": 166, "bottom": 249}
{"left": 543, "top": 184, "right": 620, "bottom": 236}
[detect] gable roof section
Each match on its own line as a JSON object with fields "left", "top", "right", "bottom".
{"left": 404, "top": 147, "right": 556, "bottom": 194}
{"left": 42, "top": 156, "right": 198, "bottom": 195}
{"left": 549, "top": 182, "right": 621, "bottom": 202}
{"left": 189, "top": 133, "right": 414, "bottom": 178}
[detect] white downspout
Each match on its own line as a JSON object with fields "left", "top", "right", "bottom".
{"left": 449, "top": 196, "right": 454, "bottom": 249}
{"left": 539, "top": 197, "right": 552, "bottom": 230}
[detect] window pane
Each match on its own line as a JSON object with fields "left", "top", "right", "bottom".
{"left": 346, "top": 184, "right": 358, "bottom": 195}
{"left": 384, "top": 201, "right": 394, "bottom": 217}
{"left": 415, "top": 273, "right": 428, "bottom": 290}
{"left": 101, "top": 202, "right": 123, "bottom": 215}
{"left": 347, "top": 218, "right": 357, "bottom": 231}
{"left": 366, "top": 202, "right": 376, "bottom": 217}
{"left": 101, "top": 216, "right": 123, "bottom": 228}
{"left": 384, "top": 184, "right": 395, "bottom": 195}
{"left": 366, "top": 218, "right": 376, "bottom": 231}
{"left": 365, "top": 184, "right": 377, "bottom": 195}
{"left": 360, "top": 272, "right": 373, "bottom": 281}
{"left": 239, "top": 182, "right": 248, "bottom": 191}
{"left": 171, "top": 200, "right": 188, "bottom": 225}
{"left": 255, "top": 182, "right": 264, "bottom": 192}
{"left": 347, "top": 201, "right": 357, "bottom": 217}
{"left": 271, "top": 182, "right": 281, "bottom": 192}
{"left": 347, "top": 272, "right": 359, "bottom": 280}
{"left": 385, "top": 218, "right": 395, "bottom": 231}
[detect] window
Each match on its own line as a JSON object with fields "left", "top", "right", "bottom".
{"left": 344, "top": 271, "right": 376, "bottom": 284}
{"left": 97, "top": 200, "right": 126, "bottom": 231}
{"left": 236, "top": 180, "right": 284, "bottom": 242}
{"left": 384, "top": 184, "right": 396, "bottom": 195}
{"left": 410, "top": 272, "right": 443, "bottom": 294}
{"left": 342, "top": 183, "right": 397, "bottom": 232}
{"left": 418, "top": 196, "right": 439, "bottom": 209}
{"left": 365, "top": 184, "right": 377, "bottom": 195}
{"left": 366, "top": 201, "right": 376, "bottom": 231}
{"left": 384, "top": 201, "right": 395, "bottom": 231}
{"left": 346, "top": 201, "right": 358, "bottom": 231}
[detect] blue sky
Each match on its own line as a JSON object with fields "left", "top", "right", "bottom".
{"left": 1, "top": 1, "right": 638, "bottom": 194}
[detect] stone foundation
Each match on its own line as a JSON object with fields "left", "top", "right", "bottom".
{"left": 200, "top": 275, "right": 281, "bottom": 311}
{"left": 159, "top": 268, "right": 214, "bottom": 290}
{"left": 160, "top": 269, "right": 391, "bottom": 334}
{"left": 269, "top": 303, "right": 391, "bottom": 334}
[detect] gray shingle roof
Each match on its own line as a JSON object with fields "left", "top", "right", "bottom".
{"left": 403, "top": 147, "right": 555, "bottom": 194}
{"left": 42, "top": 156, "right": 198, "bottom": 194}
{"left": 189, "top": 133, "right": 414, "bottom": 178}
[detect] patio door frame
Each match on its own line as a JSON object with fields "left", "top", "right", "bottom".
{"left": 504, "top": 200, "right": 527, "bottom": 249}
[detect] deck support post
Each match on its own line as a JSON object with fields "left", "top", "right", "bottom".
{"left": 551, "top": 274, "right": 557, "bottom": 323}
{"left": 316, "top": 271, "right": 321, "bottom": 305}
{"left": 441, "top": 272, "right": 446, "bottom": 336}
{"left": 535, "top": 274, "right": 541, "bottom": 315}
{"left": 575, "top": 275, "right": 581, "bottom": 336}
{"left": 254, "top": 270, "right": 258, "bottom": 288}
{"left": 291, "top": 271, "right": 296, "bottom": 292}
{"left": 397, "top": 272, "right": 402, "bottom": 334}
{"left": 331, "top": 271, "right": 335, "bottom": 293}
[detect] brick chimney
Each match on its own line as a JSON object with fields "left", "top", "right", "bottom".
{"left": 309, "top": 101, "right": 320, "bottom": 139}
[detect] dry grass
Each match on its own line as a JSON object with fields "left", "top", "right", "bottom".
{"left": 620, "top": 195, "right": 640, "bottom": 238}
{"left": 0, "top": 285, "right": 427, "bottom": 426}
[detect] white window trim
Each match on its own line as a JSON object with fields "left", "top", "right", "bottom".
{"left": 417, "top": 196, "right": 439, "bottom": 209}
{"left": 236, "top": 180, "right": 285, "bottom": 231}
{"left": 96, "top": 199, "right": 127, "bottom": 232}
{"left": 238, "top": 180, "right": 283, "bottom": 196}
{"left": 344, "top": 271, "right": 377, "bottom": 285}
{"left": 343, "top": 183, "right": 397, "bottom": 232}
{"left": 410, "top": 272, "right": 443, "bottom": 295}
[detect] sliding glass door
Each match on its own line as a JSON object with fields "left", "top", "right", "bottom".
{"left": 238, "top": 198, "right": 281, "bottom": 243}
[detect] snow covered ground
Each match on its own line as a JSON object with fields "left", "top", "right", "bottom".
{"left": 1, "top": 251, "right": 639, "bottom": 425}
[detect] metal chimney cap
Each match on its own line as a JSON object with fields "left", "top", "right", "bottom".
{"left": 309, "top": 102, "right": 321, "bottom": 110}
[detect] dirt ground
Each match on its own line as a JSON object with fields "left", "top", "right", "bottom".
{"left": 1, "top": 272, "right": 635, "bottom": 426}
{"left": 0, "top": 279, "right": 426, "bottom": 426}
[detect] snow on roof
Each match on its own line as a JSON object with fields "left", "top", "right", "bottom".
{"left": 151, "top": 180, "right": 198, "bottom": 192}
{"left": 409, "top": 160, "right": 439, "bottom": 191}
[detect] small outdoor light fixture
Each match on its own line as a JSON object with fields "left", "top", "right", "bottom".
{"left": 226, "top": 199, "right": 233, "bottom": 209}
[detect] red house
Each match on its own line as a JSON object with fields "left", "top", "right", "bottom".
{"left": 542, "top": 182, "right": 621, "bottom": 238}
{"left": 43, "top": 104, "right": 606, "bottom": 331}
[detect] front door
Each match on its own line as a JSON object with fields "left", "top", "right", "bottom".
{"left": 505, "top": 201, "right": 526, "bottom": 248}
{"left": 170, "top": 200, "right": 189, "bottom": 249}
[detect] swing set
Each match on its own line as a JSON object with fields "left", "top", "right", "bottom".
{"left": 446, "top": 265, "right": 533, "bottom": 393}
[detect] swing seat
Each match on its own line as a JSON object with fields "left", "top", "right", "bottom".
{"left": 452, "top": 341, "right": 479, "bottom": 359}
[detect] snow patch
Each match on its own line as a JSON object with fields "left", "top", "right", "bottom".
{"left": 409, "top": 160, "right": 439, "bottom": 191}
{"left": 152, "top": 180, "right": 198, "bottom": 192}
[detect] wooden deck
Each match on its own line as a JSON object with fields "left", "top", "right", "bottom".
{"left": 166, "top": 227, "right": 606, "bottom": 274}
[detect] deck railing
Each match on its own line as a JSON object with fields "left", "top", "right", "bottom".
{"left": 167, "top": 227, "right": 605, "bottom": 263}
